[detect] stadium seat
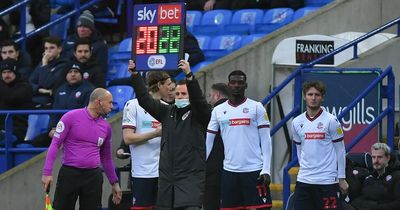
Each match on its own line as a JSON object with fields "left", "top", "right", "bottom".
{"left": 175, "top": 61, "right": 213, "bottom": 81}
{"left": 118, "top": 37, "right": 132, "bottom": 51}
{"left": 203, "top": 35, "right": 242, "bottom": 60}
{"left": 240, "top": 34, "right": 265, "bottom": 47}
{"left": 304, "top": 0, "right": 332, "bottom": 7}
{"left": 107, "top": 85, "right": 135, "bottom": 116}
{"left": 106, "top": 62, "right": 129, "bottom": 84}
{"left": 224, "top": 9, "right": 264, "bottom": 35}
{"left": 55, "top": 0, "right": 74, "bottom": 6}
{"left": 194, "top": 35, "right": 212, "bottom": 50}
{"left": 292, "top": 6, "right": 321, "bottom": 21}
{"left": 193, "top": 10, "right": 232, "bottom": 36}
{"left": 24, "top": 114, "right": 50, "bottom": 141}
{"left": 50, "top": 14, "right": 71, "bottom": 42}
{"left": 255, "top": 8, "right": 294, "bottom": 34}
{"left": 186, "top": 10, "right": 202, "bottom": 33}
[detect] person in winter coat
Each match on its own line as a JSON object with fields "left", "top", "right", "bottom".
{"left": 31, "top": 62, "right": 94, "bottom": 147}
{"left": 72, "top": 38, "right": 105, "bottom": 88}
{"left": 350, "top": 143, "right": 400, "bottom": 210}
{"left": 0, "top": 40, "right": 32, "bottom": 79}
{"left": 0, "top": 58, "right": 33, "bottom": 145}
{"left": 128, "top": 59, "right": 211, "bottom": 210}
{"left": 29, "top": 36, "right": 69, "bottom": 108}
{"left": 63, "top": 10, "right": 108, "bottom": 74}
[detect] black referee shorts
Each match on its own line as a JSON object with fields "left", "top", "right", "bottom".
{"left": 53, "top": 165, "right": 103, "bottom": 210}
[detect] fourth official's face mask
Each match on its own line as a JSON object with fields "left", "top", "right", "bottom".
{"left": 175, "top": 98, "right": 190, "bottom": 108}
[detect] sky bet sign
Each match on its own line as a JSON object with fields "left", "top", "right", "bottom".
{"left": 133, "top": 3, "right": 185, "bottom": 71}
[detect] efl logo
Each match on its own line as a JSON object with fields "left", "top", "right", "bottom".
{"left": 148, "top": 55, "right": 166, "bottom": 69}
{"left": 305, "top": 132, "right": 325, "bottom": 140}
{"left": 229, "top": 118, "right": 250, "bottom": 126}
{"left": 136, "top": 4, "right": 182, "bottom": 24}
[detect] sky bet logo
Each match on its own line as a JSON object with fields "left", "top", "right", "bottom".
{"left": 135, "top": 4, "right": 182, "bottom": 25}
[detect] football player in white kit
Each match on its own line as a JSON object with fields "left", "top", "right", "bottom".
{"left": 206, "top": 70, "right": 273, "bottom": 209}
{"left": 122, "top": 70, "right": 173, "bottom": 210}
{"left": 291, "top": 80, "right": 348, "bottom": 210}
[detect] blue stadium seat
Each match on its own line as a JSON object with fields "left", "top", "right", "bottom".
{"left": 106, "top": 62, "right": 129, "bottom": 84}
{"left": 203, "top": 35, "right": 242, "bottom": 60}
{"left": 119, "top": 38, "right": 132, "bottom": 51}
{"left": 240, "top": 34, "right": 265, "bottom": 47}
{"left": 55, "top": 0, "right": 74, "bottom": 6}
{"left": 186, "top": 10, "right": 202, "bottom": 33}
{"left": 194, "top": 35, "right": 212, "bottom": 50}
{"left": 255, "top": 8, "right": 294, "bottom": 34}
{"left": 194, "top": 10, "right": 232, "bottom": 36}
{"left": 175, "top": 61, "right": 213, "bottom": 81}
{"left": 304, "top": 0, "right": 332, "bottom": 6}
{"left": 293, "top": 6, "right": 320, "bottom": 21}
{"left": 50, "top": 14, "right": 71, "bottom": 42}
{"left": 107, "top": 85, "right": 135, "bottom": 116}
{"left": 24, "top": 114, "right": 50, "bottom": 141}
{"left": 224, "top": 9, "right": 264, "bottom": 35}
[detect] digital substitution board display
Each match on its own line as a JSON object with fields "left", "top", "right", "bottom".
{"left": 133, "top": 3, "right": 185, "bottom": 71}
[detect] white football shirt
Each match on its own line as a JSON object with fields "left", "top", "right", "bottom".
{"left": 207, "top": 98, "right": 270, "bottom": 172}
{"left": 122, "top": 99, "right": 161, "bottom": 178}
{"left": 291, "top": 109, "right": 344, "bottom": 184}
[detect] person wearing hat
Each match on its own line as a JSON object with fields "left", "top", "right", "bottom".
{"left": 63, "top": 10, "right": 108, "bottom": 74}
{"left": 31, "top": 61, "right": 95, "bottom": 147}
{"left": 0, "top": 58, "right": 33, "bottom": 146}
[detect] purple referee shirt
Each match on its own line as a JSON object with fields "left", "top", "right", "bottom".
{"left": 43, "top": 108, "right": 118, "bottom": 184}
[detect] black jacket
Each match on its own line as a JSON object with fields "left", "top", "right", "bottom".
{"left": 73, "top": 57, "right": 106, "bottom": 88}
{"left": 64, "top": 30, "right": 108, "bottom": 74}
{"left": 0, "top": 76, "right": 33, "bottom": 140}
{"left": 29, "top": 56, "right": 69, "bottom": 106}
{"left": 131, "top": 73, "right": 211, "bottom": 209}
{"left": 351, "top": 167, "right": 400, "bottom": 210}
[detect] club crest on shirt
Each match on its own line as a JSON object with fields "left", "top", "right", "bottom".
{"left": 300, "top": 124, "right": 303, "bottom": 128}
{"left": 317, "top": 122, "right": 324, "bottom": 129}
{"left": 182, "top": 110, "right": 190, "bottom": 120}
{"left": 55, "top": 121, "right": 65, "bottom": 133}
{"left": 83, "top": 72, "right": 89, "bottom": 80}
{"left": 75, "top": 91, "right": 82, "bottom": 98}
{"left": 243, "top": 108, "right": 249, "bottom": 113}
{"left": 223, "top": 111, "right": 227, "bottom": 114}
{"left": 97, "top": 137, "right": 104, "bottom": 147}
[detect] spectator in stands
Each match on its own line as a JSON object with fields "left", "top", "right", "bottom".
{"left": 72, "top": 38, "right": 106, "bottom": 88}
{"left": 0, "top": 40, "right": 32, "bottom": 79}
{"left": 204, "top": 82, "right": 231, "bottom": 210}
{"left": 29, "top": 36, "right": 69, "bottom": 109}
{"left": 128, "top": 59, "right": 211, "bottom": 210}
{"left": 63, "top": 10, "right": 108, "bottom": 74}
{"left": 0, "top": 58, "right": 33, "bottom": 146}
{"left": 31, "top": 62, "right": 95, "bottom": 147}
{"left": 349, "top": 143, "right": 400, "bottom": 210}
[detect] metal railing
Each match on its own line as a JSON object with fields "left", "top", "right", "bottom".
{"left": 259, "top": 17, "right": 400, "bottom": 209}
{"left": 0, "top": 0, "right": 101, "bottom": 50}
{"left": 0, "top": 110, "right": 68, "bottom": 172}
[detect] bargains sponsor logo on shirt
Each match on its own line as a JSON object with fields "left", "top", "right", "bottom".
{"left": 305, "top": 132, "right": 325, "bottom": 140}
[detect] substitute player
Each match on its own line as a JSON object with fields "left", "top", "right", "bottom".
{"left": 122, "top": 70, "right": 173, "bottom": 210}
{"left": 206, "top": 70, "right": 272, "bottom": 209}
{"left": 291, "top": 80, "right": 348, "bottom": 210}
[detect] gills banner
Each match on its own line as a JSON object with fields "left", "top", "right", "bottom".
{"left": 302, "top": 71, "right": 380, "bottom": 152}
